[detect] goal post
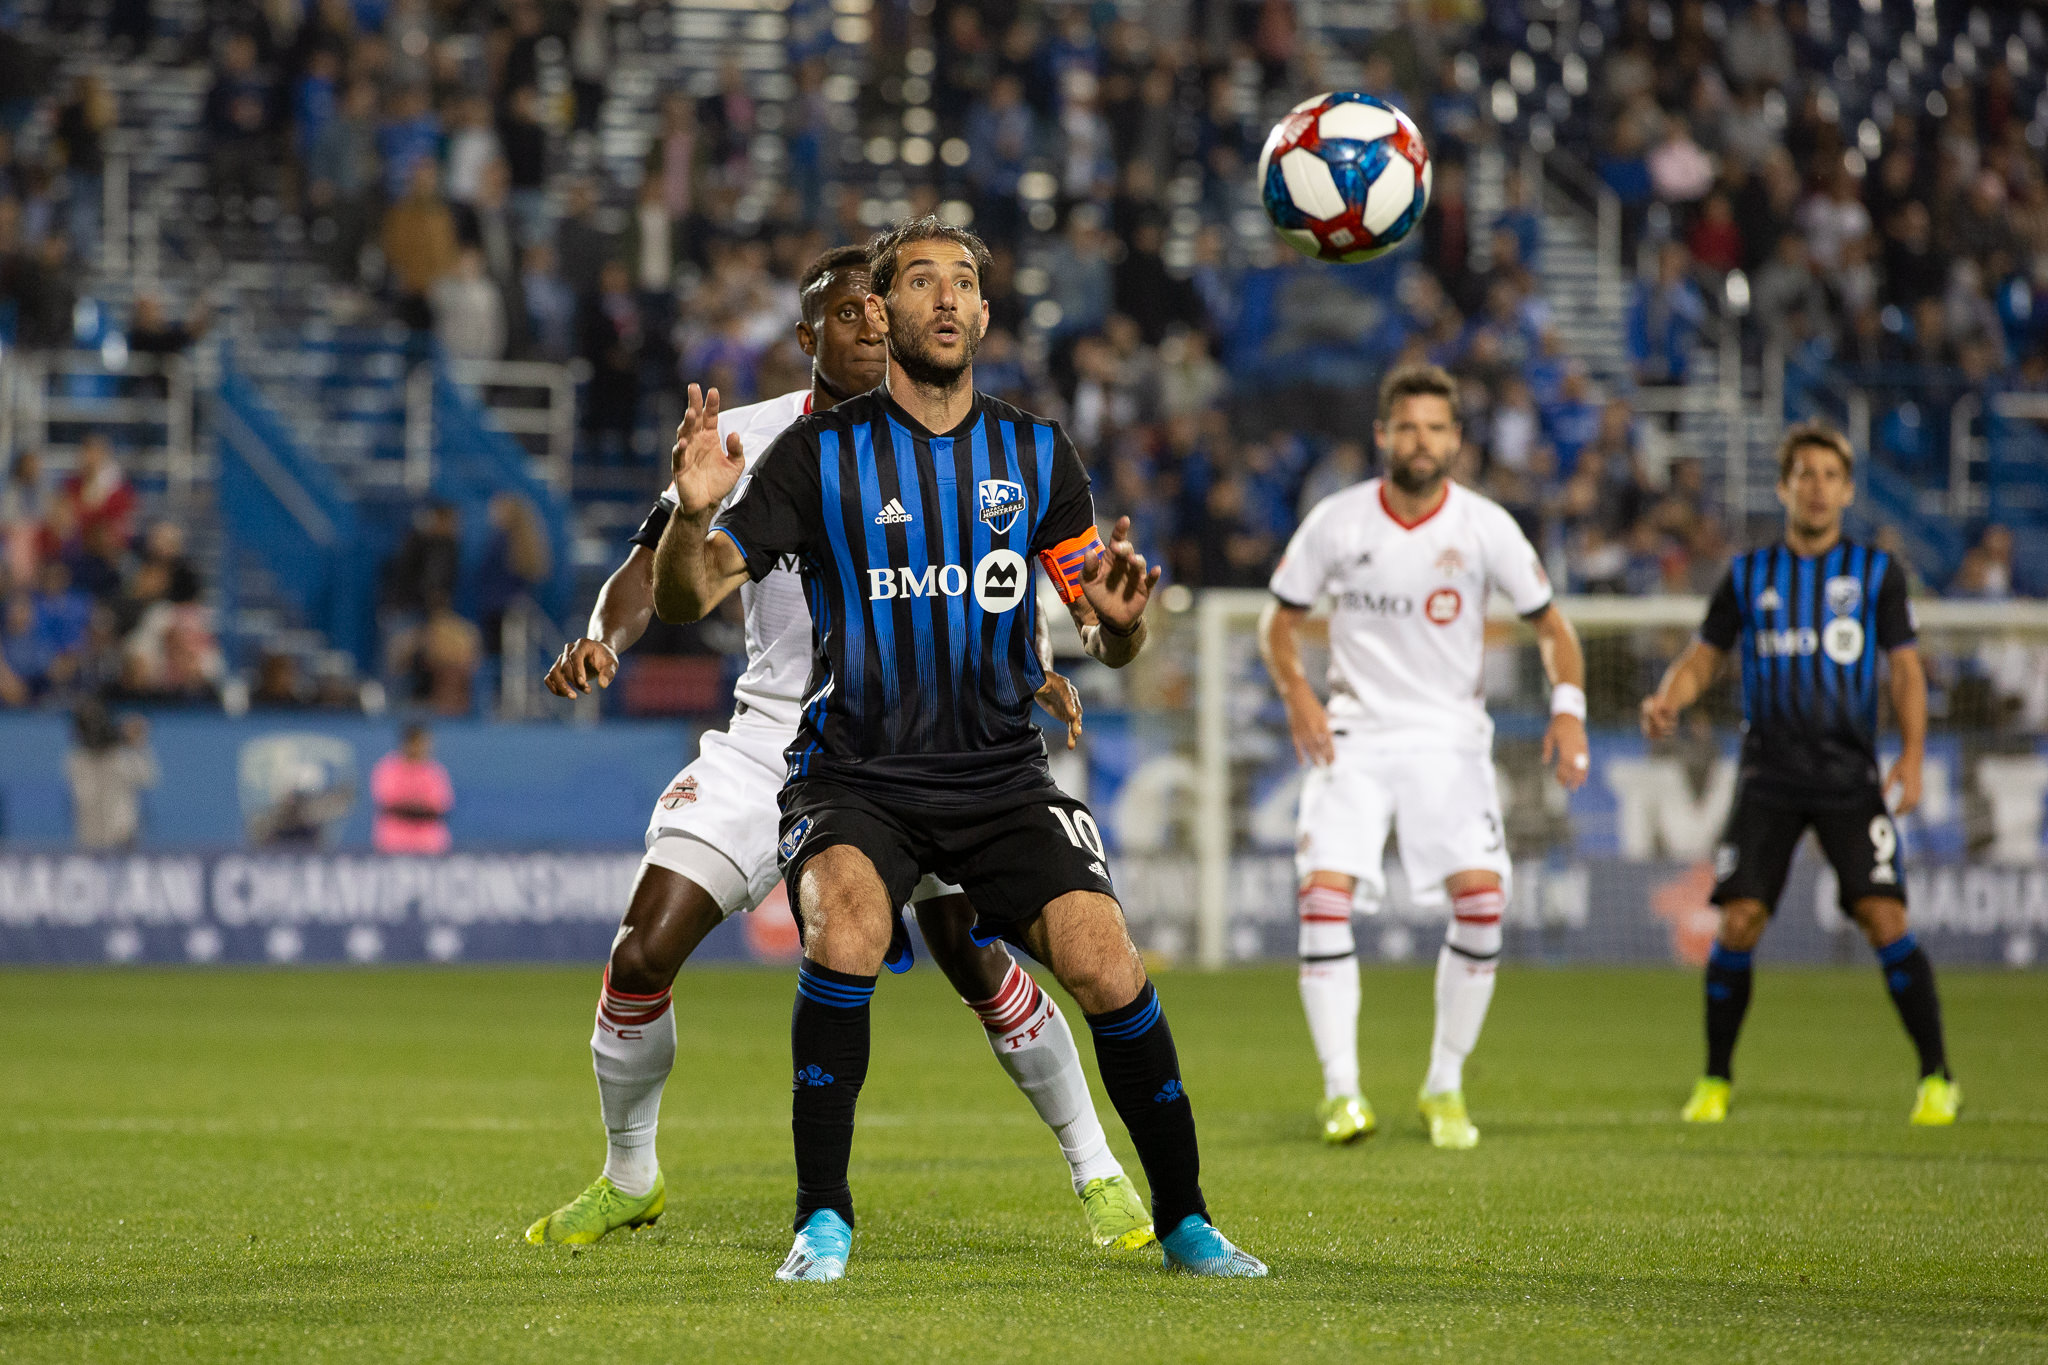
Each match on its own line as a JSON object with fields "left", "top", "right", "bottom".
{"left": 1186, "top": 589, "right": 2048, "bottom": 970}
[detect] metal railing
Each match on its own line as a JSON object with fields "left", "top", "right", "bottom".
{"left": 404, "top": 358, "right": 577, "bottom": 493}
{"left": 1522, "top": 143, "right": 1621, "bottom": 315}
{"left": 0, "top": 349, "right": 198, "bottom": 500}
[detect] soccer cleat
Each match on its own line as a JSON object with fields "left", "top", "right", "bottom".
{"left": 1909, "top": 1074, "right": 1961, "bottom": 1126}
{"left": 775, "top": 1209, "right": 852, "bottom": 1282}
{"left": 1418, "top": 1089, "right": 1479, "bottom": 1149}
{"left": 1681, "top": 1076, "right": 1731, "bottom": 1124}
{"left": 1318, "top": 1094, "right": 1377, "bottom": 1145}
{"left": 1079, "top": 1174, "right": 1156, "bottom": 1250}
{"left": 1159, "top": 1215, "right": 1268, "bottom": 1277}
{"left": 524, "top": 1171, "right": 665, "bottom": 1245}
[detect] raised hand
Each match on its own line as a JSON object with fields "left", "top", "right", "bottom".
{"left": 670, "top": 383, "right": 748, "bottom": 516}
{"left": 1079, "top": 515, "right": 1161, "bottom": 634}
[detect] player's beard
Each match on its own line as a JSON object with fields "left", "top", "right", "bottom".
{"left": 886, "top": 302, "right": 984, "bottom": 391}
{"left": 1388, "top": 450, "right": 1447, "bottom": 495}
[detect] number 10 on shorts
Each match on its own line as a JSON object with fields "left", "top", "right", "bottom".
{"left": 1050, "top": 805, "right": 1106, "bottom": 858}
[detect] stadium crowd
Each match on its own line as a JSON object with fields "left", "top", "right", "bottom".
{"left": 3, "top": 0, "right": 2047, "bottom": 720}
{"left": 0, "top": 436, "right": 222, "bottom": 708}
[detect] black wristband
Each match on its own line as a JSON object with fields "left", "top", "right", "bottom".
{"left": 1097, "top": 613, "right": 1141, "bottom": 639}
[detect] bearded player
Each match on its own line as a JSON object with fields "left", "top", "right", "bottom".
{"left": 523, "top": 245, "right": 1157, "bottom": 1252}
{"left": 1260, "top": 363, "right": 1589, "bottom": 1150}
{"left": 654, "top": 217, "right": 1266, "bottom": 1280}
{"left": 1643, "top": 421, "right": 1958, "bottom": 1127}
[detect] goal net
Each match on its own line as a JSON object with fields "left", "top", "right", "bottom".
{"left": 1072, "top": 590, "right": 2048, "bottom": 971}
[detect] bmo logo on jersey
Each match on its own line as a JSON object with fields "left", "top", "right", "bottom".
{"left": 1425, "top": 587, "right": 1462, "bottom": 625}
{"left": 867, "top": 549, "right": 1029, "bottom": 614}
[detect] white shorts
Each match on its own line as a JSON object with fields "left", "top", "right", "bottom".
{"left": 1295, "top": 741, "right": 1511, "bottom": 902}
{"left": 641, "top": 715, "right": 962, "bottom": 918}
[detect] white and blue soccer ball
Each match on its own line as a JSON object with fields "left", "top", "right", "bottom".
{"left": 1257, "top": 92, "right": 1433, "bottom": 264}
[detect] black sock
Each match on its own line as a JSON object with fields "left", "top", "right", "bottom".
{"left": 1704, "top": 942, "right": 1754, "bottom": 1081}
{"left": 1875, "top": 933, "right": 1948, "bottom": 1079}
{"left": 789, "top": 958, "right": 874, "bottom": 1231}
{"left": 1084, "top": 982, "right": 1207, "bottom": 1234}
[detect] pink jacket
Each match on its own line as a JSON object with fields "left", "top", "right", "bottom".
{"left": 370, "top": 753, "right": 454, "bottom": 854}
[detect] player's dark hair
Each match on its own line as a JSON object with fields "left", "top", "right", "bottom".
{"left": 1775, "top": 420, "right": 1855, "bottom": 482}
{"left": 798, "top": 245, "right": 873, "bottom": 324}
{"left": 1376, "top": 363, "right": 1460, "bottom": 424}
{"left": 865, "top": 216, "right": 993, "bottom": 299}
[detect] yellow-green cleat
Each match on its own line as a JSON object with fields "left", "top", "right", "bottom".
{"left": 1318, "top": 1095, "right": 1377, "bottom": 1145}
{"left": 1418, "top": 1089, "right": 1479, "bottom": 1149}
{"left": 1080, "top": 1174, "right": 1156, "bottom": 1250}
{"left": 1682, "top": 1076, "right": 1731, "bottom": 1123}
{"left": 1909, "top": 1074, "right": 1961, "bottom": 1126}
{"left": 524, "top": 1172, "right": 666, "bottom": 1245}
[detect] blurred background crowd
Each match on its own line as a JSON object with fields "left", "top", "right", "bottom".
{"left": 0, "top": 0, "right": 2044, "bottom": 721}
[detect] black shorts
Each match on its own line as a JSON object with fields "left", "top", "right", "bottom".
{"left": 1711, "top": 781, "right": 1907, "bottom": 916}
{"left": 777, "top": 774, "right": 1117, "bottom": 941}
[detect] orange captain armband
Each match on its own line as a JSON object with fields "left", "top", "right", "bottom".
{"left": 1037, "top": 525, "right": 1102, "bottom": 604}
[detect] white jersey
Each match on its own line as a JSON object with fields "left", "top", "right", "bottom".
{"left": 648, "top": 388, "right": 813, "bottom": 729}
{"left": 1269, "top": 477, "right": 1552, "bottom": 751}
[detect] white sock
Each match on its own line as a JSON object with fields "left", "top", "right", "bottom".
{"left": 1298, "top": 883, "right": 1361, "bottom": 1099}
{"left": 969, "top": 959, "right": 1123, "bottom": 1194}
{"left": 590, "top": 971, "right": 676, "bottom": 1198}
{"left": 1425, "top": 888, "right": 1504, "bottom": 1097}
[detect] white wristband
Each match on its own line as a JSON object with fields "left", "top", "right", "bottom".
{"left": 1550, "top": 683, "right": 1586, "bottom": 720}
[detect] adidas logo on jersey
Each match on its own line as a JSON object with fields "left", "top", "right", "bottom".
{"left": 873, "top": 498, "right": 913, "bottom": 525}
{"left": 1756, "top": 585, "right": 1784, "bottom": 611}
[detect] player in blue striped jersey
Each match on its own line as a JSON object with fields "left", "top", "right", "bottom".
{"left": 1643, "top": 421, "right": 1958, "bottom": 1126}
{"left": 651, "top": 217, "right": 1265, "bottom": 1279}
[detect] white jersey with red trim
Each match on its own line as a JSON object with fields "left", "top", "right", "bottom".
{"left": 1269, "top": 477, "right": 1552, "bottom": 751}
{"left": 649, "top": 388, "right": 814, "bottom": 729}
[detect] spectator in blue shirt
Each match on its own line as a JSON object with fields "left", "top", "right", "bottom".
{"left": 1542, "top": 364, "right": 1604, "bottom": 478}
{"left": 1627, "top": 242, "right": 1706, "bottom": 386}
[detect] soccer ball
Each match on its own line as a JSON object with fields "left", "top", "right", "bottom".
{"left": 1257, "top": 92, "right": 1432, "bottom": 264}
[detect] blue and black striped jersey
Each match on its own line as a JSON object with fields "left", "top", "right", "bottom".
{"left": 713, "top": 389, "right": 1102, "bottom": 799}
{"left": 1700, "top": 539, "right": 1916, "bottom": 800}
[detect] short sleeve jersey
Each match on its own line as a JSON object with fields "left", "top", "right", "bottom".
{"left": 1269, "top": 478, "right": 1553, "bottom": 751}
{"left": 1699, "top": 539, "right": 1915, "bottom": 801}
{"left": 713, "top": 389, "right": 1101, "bottom": 798}
{"left": 629, "top": 388, "right": 814, "bottom": 729}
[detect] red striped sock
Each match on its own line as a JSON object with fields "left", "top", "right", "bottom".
{"left": 1298, "top": 884, "right": 1355, "bottom": 959}
{"left": 968, "top": 961, "right": 1054, "bottom": 1050}
{"left": 599, "top": 969, "right": 673, "bottom": 1029}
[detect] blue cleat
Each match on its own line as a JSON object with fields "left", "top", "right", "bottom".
{"left": 775, "top": 1209, "right": 852, "bottom": 1282}
{"left": 1158, "top": 1214, "right": 1269, "bottom": 1278}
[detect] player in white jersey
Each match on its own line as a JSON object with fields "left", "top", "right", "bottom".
{"left": 524, "top": 247, "right": 1154, "bottom": 1250}
{"left": 1259, "top": 364, "right": 1590, "bottom": 1149}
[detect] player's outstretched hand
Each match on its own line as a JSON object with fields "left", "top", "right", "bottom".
{"left": 1544, "top": 712, "right": 1591, "bottom": 792}
{"left": 1639, "top": 692, "right": 1679, "bottom": 740}
{"left": 1034, "top": 668, "right": 1084, "bottom": 749}
{"left": 670, "top": 383, "right": 747, "bottom": 516}
{"left": 545, "top": 638, "right": 618, "bottom": 698}
{"left": 1080, "top": 515, "right": 1161, "bottom": 632}
{"left": 1883, "top": 751, "right": 1923, "bottom": 816}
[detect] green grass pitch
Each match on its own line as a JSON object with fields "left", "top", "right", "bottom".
{"left": 2, "top": 963, "right": 2043, "bottom": 1362}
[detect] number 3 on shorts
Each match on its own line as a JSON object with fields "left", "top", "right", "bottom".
{"left": 1049, "top": 805, "right": 1106, "bottom": 858}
